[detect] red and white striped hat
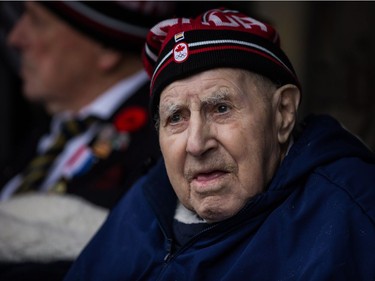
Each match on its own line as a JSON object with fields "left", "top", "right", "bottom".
{"left": 142, "top": 8, "right": 301, "bottom": 117}
{"left": 39, "top": 1, "right": 176, "bottom": 53}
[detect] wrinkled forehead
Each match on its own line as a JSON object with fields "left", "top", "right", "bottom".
{"left": 158, "top": 68, "right": 256, "bottom": 111}
{"left": 161, "top": 67, "right": 244, "bottom": 93}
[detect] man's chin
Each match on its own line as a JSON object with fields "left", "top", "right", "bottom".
{"left": 193, "top": 200, "right": 240, "bottom": 223}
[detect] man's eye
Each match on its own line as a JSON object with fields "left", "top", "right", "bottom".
{"left": 170, "top": 113, "right": 182, "bottom": 123}
{"left": 217, "top": 104, "right": 229, "bottom": 113}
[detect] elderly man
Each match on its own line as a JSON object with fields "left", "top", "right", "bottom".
{"left": 64, "top": 8, "right": 375, "bottom": 281}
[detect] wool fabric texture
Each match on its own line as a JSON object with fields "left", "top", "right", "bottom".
{"left": 39, "top": 1, "right": 176, "bottom": 53}
{"left": 142, "top": 8, "right": 301, "bottom": 118}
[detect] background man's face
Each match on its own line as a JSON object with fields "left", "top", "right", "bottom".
{"left": 7, "top": 2, "right": 102, "bottom": 113}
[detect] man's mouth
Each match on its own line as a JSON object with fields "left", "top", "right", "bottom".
{"left": 194, "top": 170, "right": 228, "bottom": 182}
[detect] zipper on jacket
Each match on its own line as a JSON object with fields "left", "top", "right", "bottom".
{"left": 163, "top": 238, "right": 175, "bottom": 263}
{"left": 162, "top": 222, "right": 223, "bottom": 264}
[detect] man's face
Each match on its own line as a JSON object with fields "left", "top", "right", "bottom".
{"left": 7, "top": 2, "right": 102, "bottom": 113}
{"left": 159, "top": 68, "right": 284, "bottom": 223}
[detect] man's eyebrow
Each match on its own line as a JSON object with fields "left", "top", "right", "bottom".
{"left": 201, "top": 89, "right": 231, "bottom": 105}
{"left": 159, "top": 102, "right": 181, "bottom": 116}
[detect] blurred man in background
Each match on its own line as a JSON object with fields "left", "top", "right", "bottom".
{"left": 0, "top": 1, "right": 175, "bottom": 280}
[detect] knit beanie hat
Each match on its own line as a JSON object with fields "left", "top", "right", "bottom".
{"left": 38, "top": 1, "right": 176, "bottom": 53}
{"left": 143, "top": 8, "right": 301, "bottom": 118}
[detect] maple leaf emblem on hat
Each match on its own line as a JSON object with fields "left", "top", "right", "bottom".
{"left": 173, "top": 42, "right": 189, "bottom": 63}
{"left": 175, "top": 44, "right": 185, "bottom": 52}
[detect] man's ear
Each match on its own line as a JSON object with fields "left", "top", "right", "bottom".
{"left": 273, "top": 84, "right": 301, "bottom": 144}
{"left": 97, "top": 47, "right": 123, "bottom": 71}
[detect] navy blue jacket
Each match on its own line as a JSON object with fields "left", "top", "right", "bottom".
{"left": 64, "top": 115, "right": 375, "bottom": 281}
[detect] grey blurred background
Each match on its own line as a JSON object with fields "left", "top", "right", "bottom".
{"left": 1, "top": 1, "right": 374, "bottom": 170}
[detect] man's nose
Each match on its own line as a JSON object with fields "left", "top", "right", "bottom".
{"left": 186, "top": 115, "right": 217, "bottom": 157}
{"left": 7, "top": 15, "right": 27, "bottom": 49}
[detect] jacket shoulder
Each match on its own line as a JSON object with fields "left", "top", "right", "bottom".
{"left": 316, "top": 157, "right": 375, "bottom": 224}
